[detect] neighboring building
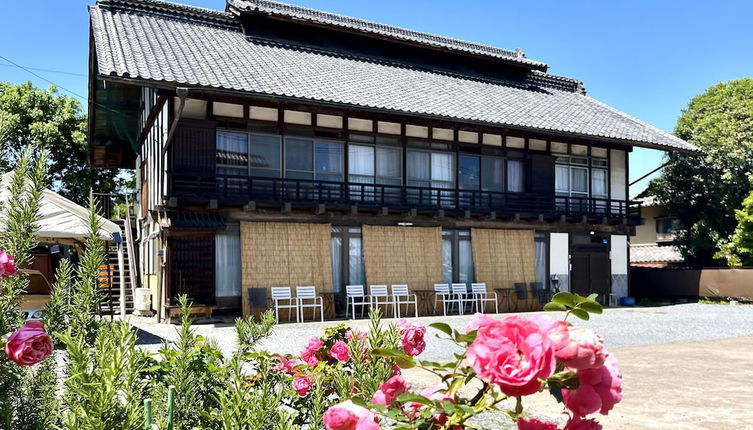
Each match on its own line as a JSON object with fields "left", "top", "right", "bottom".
{"left": 87, "top": 0, "right": 697, "bottom": 318}
{"left": 630, "top": 194, "right": 684, "bottom": 267}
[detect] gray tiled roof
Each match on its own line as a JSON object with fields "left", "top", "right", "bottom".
{"left": 226, "top": 0, "right": 548, "bottom": 71}
{"left": 90, "top": 0, "right": 697, "bottom": 152}
{"left": 630, "top": 244, "right": 684, "bottom": 264}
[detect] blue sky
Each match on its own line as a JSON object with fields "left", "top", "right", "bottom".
{"left": 2, "top": 0, "right": 752, "bottom": 194}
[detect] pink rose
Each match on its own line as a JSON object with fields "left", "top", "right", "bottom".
{"left": 563, "top": 416, "right": 603, "bottom": 430}
{"left": 466, "top": 313, "right": 495, "bottom": 333}
{"left": 390, "top": 364, "right": 401, "bottom": 377}
{"left": 529, "top": 316, "right": 571, "bottom": 354}
{"left": 563, "top": 353, "right": 623, "bottom": 416}
{"left": 4, "top": 321, "right": 53, "bottom": 366}
{"left": 407, "top": 384, "right": 453, "bottom": 424}
{"left": 292, "top": 375, "right": 313, "bottom": 397}
{"left": 557, "top": 327, "right": 607, "bottom": 370}
{"left": 323, "top": 400, "right": 380, "bottom": 430}
{"left": 272, "top": 356, "right": 305, "bottom": 374}
{"left": 466, "top": 316, "right": 555, "bottom": 397}
{"left": 330, "top": 340, "right": 351, "bottom": 362}
{"left": 301, "top": 336, "right": 325, "bottom": 366}
{"left": 517, "top": 418, "right": 559, "bottom": 430}
{"left": 0, "top": 250, "right": 18, "bottom": 278}
{"left": 370, "top": 375, "right": 408, "bottom": 405}
{"left": 401, "top": 324, "right": 426, "bottom": 356}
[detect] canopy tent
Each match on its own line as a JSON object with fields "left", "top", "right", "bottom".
{"left": 0, "top": 172, "right": 120, "bottom": 243}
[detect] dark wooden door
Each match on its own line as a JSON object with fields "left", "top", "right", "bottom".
{"left": 570, "top": 249, "right": 610, "bottom": 304}
{"left": 168, "top": 231, "right": 216, "bottom": 305}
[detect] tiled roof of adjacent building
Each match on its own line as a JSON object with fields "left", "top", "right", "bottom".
{"left": 89, "top": 0, "right": 698, "bottom": 152}
{"left": 630, "top": 244, "right": 684, "bottom": 264}
{"left": 225, "top": 0, "right": 548, "bottom": 70}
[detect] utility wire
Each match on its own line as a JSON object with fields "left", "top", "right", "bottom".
{"left": 0, "top": 62, "right": 87, "bottom": 77}
{"left": 0, "top": 53, "right": 135, "bottom": 119}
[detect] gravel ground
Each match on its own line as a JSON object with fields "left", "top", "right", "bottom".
{"left": 131, "top": 303, "right": 753, "bottom": 361}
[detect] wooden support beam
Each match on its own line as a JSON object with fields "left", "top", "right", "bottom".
{"left": 436, "top": 209, "right": 445, "bottom": 218}
{"left": 137, "top": 95, "right": 168, "bottom": 146}
{"left": 379, "top": 207, "right": 389, "bottom": 216}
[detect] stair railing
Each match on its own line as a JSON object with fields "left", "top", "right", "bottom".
{"left": 123, "top": 194, "right": 140, "bottom": 303}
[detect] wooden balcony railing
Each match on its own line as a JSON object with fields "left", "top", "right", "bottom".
{"left": 170, "top": 173, "right": 641, "bottom": 221}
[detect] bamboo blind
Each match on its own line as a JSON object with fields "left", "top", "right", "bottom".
{"left": 362, "top": 225, "right": 443, "bottom": 291}
{"left": 471, "top": 229, "right": 536, "bottom": 291}
{"left": 240, "top": 222, "right": 332, "bottom": 317}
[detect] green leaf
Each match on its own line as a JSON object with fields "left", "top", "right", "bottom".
{"left": 394, "top": 354, "right": 416, "bottom": 369}
{"left": 569, "top": 308, "right": 590, "bottom": 321}
{"left": 455, "top": 332, "right": 477, "bottom": 344}
{"left": 543, "top": 302, "right": 567, "bottom": 312}
{"left": 428, "top": 322, "right": 453, "bottom": 336}
{"left": 397, "top": 393, "right": 433, "bottom": 406}
{"left": 578, "top": 301, "right": 603, "bottom": 314}
{"left": 351, "top": 397, "right": 370, "bottom": 408}
{"left": 551, "top": 292, "right": 575, "bottom": 308}
{"left": 586, "top": 293, "right": 599, "bottom": 302}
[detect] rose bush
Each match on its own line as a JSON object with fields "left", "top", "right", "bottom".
{"left": 319, "top": 291, "right": 622, "bottom": 429}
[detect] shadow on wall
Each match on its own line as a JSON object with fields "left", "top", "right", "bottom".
{"left": 630, "top": 267, "right": 753, "bottom": 300}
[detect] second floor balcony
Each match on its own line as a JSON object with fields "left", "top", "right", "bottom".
{"left": 170, "top": 173, "right": 641, "bottom": 223}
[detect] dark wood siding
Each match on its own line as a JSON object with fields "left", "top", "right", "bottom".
{"left": 528, "top": 153, "right": 555, "bottom": 195}
{"left": 171, "top": 119, "right": 217, "bottom": 175}
{"left": 167, "top": 231, "right": 215, "bottom": 305}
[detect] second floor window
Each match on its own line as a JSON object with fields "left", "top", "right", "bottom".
{"left": 216, "top": 131, "right": 249, "bottom": 175}
{"left": 407, "top": 150, "right": 454, "bottom": 189}
{"left": 284, "top": 138, "right": 344, "bottom": 182}
{"left": 555, "top": 156, "right": 607, "bottom": 199}
{"left": 348, "top": 144, "right": 402, "bottom": 186}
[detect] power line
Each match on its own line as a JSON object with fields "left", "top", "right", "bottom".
{"left": 0, "top": 53, "right": 135, "bottom": 119}
{"left": 0, "top": 62, "right": 87, "bottom": 77}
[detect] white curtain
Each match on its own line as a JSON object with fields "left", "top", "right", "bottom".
{"left": 442, "top": 239, "right": 453, "bottom": 284}
{"left": 376, "top": 147, "right": 401, "bottom": 182}
{"left": 555, "top": 165, "right": 570, "bottom": 193}
{"left": 507, "top": 160, "right": 524, "bottom": 192}
{"left": 348, "top": 145, "right": 374, "bottom": 176}
{"left": 431, "top": 152, "right": 453, "bottom": 187}
{"left": 571, "top": 167, "right": 588, "bottom": 194}
{"left": 458, "top": 239, "right": 474, "bottom": 284}
{"left": 534, "top": 240, "right": 547, "bottom": 287}
{"left": 216, "top": 233, "right": 241, "bottom": 297}
{"left": 348, "top": 237, "right": 365, "bottom": 286}
{"left": 592, "top": 169, "right": 607, "bottom": 197}
{"left": 331, "top": 235, "right": 343, "bottom": 293}
{"left": 407, "top": 151, "right": 430, "bottom": 184}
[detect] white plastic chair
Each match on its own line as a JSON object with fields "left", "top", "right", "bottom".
{"left": 369, "top": 285, "right": 395, "bottom": 317}
{"left": 451, "top": 283, "right": 471, "bottom": 315}
{"left": 345, "top": 285, "right": 372, "bottom": 319}
{"left": 433, "top": 283, "right": 461, "bottom": 316}
{"left": 471, "top": 282, "right": 498, "bottom": 314}
{"left": 271, "top": 287, "right": 298, "bottom": 323}
{"left": 296, "top": 286, "right": 324, "bottom": 322}
{"left": 391, "top": 284, "right": 418, "bottom": 318}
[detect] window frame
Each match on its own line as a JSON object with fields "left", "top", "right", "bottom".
{"left": 347, "top": 142, "right": 403, "bottom": 186}
{"left": 406, "top": 147, "right": 456, "bottom": 190}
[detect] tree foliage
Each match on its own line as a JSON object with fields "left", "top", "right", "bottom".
{"left": 0, "top": 81, "right": 128, "bottom": 205}
{"left": 716, "top": 190, "right": 753, "bottom": 267}
{"left": 649, "top": 78, "right": 753, "bottom": 266}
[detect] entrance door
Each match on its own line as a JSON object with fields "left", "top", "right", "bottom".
{"left": 570, "top": 244, "right": 610, "bottom": 304}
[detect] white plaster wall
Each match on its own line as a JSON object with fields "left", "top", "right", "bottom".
{"left": 610, "top": 149, "right": 626, "bottom": 200}
{"left": 611, "top": 235, "right": 628, "bottom": 275}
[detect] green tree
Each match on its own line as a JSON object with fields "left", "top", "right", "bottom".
{"left": 0, "top": 81, "right": 128, "bottom": 205}
{"left": 649, "top": 78, "right": 753, "bottom": 266}
{"left": 716, "top": 190, "right": 753, "bottom": 267}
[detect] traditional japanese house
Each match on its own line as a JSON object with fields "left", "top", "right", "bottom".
{"left": 87, "top": 0, "right": 698, "bottom": 319}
